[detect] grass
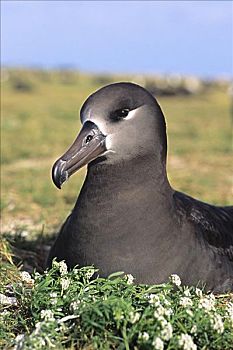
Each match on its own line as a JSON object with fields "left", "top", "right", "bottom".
{"left": 1, "top": 69, "right": 233, "bottom": 349}
{"left": 0, "top": 251, "right": 232, "bottom": 350}
{"left": 1, "top": 69, "right": 232, "bottom": 234}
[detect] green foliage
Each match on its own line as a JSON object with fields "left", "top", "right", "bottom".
{"left": 0, "top": 260, "right": 232, "bottom": 349}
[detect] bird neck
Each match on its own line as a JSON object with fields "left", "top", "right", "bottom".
{"left": 79, "top": 155, "right": 173, "bottom": 204}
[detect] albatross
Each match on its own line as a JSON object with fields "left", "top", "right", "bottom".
{"left": 48, "top": 82, "right": 233, "bottom": 292}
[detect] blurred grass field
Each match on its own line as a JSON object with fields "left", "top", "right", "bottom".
{"left": 1, "top": 69, "right": 232, "bottom": 237}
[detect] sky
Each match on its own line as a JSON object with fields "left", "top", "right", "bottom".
{"left": 1, "top": 1, "right": 232, "bottom": 77}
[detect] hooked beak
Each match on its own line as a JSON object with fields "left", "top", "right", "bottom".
{"left": 52, "top": 121, "right": 106, "bottom": 189}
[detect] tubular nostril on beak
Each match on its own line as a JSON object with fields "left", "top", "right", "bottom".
{"left": 85, "top": 134, "right": 94, "bottom": 144}
{"left": 52, "top": 121, "right": 107, "bottom": 189}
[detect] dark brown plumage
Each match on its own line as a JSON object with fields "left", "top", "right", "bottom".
{"left": 48, "top": 82, "right": 233, "bottom": 292}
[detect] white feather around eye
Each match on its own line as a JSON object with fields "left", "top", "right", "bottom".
{"left": 123, "top": 109, "right": 137, "bottom": 120}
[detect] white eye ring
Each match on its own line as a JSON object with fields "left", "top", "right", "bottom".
{"left": 123, "top": 109, "right": 137, "bottom": 120}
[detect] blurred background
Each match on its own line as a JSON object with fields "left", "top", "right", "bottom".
{"left": 1, "top": 1, "right": 232, "bottom": 241}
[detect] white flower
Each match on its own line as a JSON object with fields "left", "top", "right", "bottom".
{"left": 195, "top": 288, "right": 203, "bottom": 297}
{"left": 139, "top": 331, "right": 149, "bottom": 341}
{"left": 161, "top": 322, "right": 173, "bottom": 341}
{"left": 183, "top": 288, "right": 191, "bottom": 297}
{"left": 154, "top": 304, "right": 173, "bottom": 318}
{"left": 53, "top": 260, "right": 68, "bottom": 275}
{"left": 60, "top": 278, "right": 70, "bottom": 291}
{"left": 164, "top": 308, "right": 173, "bottom": 317}
{"left": 209, "top": 293, "right": 215, "bottom": 301}
{"left": 179, "top": 297, "right": 193, "bottom": 308}
{"left": 198, "top": 295, "right": 215, "bottom": 312}
{"left": 50, "top": 292, "right": 57, "bottom": 298}
{"left": 211, "top": 314, "right": 224, "bottom": 334}
{"left": 226, "top": 303, "right": 233, "bottom": 327}
{"left": 70, "top": 300, "right": 81, "bottom": 312}
{"left": 227, "top": 302, "right": 233, "bottom": 315}
{"left": 129, "top": 311, "right": 140, "bottom": 324}
{"left": 148, "top": 294, "right": 161, "bottom": 305}
{"left": 186, "top": 309, "right": 193, "bottom": 317}
{"left": 34, "top": 272, "right": 41, "bottom": 280}
{"left": 152, "top": 336, "right": 164, "bottom": 350}
{"left": 170, "top": 274, "right": 181, "bottom": 287}
{"left": 49, "top": 292, "right": 58, "bottom": 305}
{"left": 20, "top": 271, "right": 34, "bottom": 285}
{"left": 14, "top": 334, "right": 25, "bottom": 350}
{"left": 0, "top": 293, "right": 17, "bottom": 306}
{"left": 125, "top": 274, "right": 134, "bottom": 284}
{"left": 178, "top": 333, "right": 197, "bottom": 350}
{"left": 40, "top": 309, "right": 55, "bottom": 321}
{"left": 34, "top": 322, "right": 42, "bottom": 335}
{"left": 190, "top": 325, "right": 197, "bottom": 334}
{"left": 154, "top": 314, "right": 167, "bottom": 327}
{"left": 59, "top": 261, "right": 68, "bottom": 275}
{"left": 15, "top": 333, "right": 24, "bottom": 343}
{"left": 163, "top": 298, "right": 171, "bottom": 306}
{"left": 157, "top": 305, "right": 166, "bottom": 316}
{"left": 86, "top": 268, "right": 95, "bottom": 279}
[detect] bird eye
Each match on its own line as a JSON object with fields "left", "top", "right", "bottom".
{"left": 119, "top": 109, "right": 130, "bottom": 118}
{"left": 110, "top": 108, "right": 130, "bottom": 121}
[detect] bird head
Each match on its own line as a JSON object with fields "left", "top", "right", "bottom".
{"left": 52, "top": 82, "right": 167, "bottom": 189}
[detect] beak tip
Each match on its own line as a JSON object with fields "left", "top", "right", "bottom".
{"left": 52, "top": 173, "right": 62, "bottom": 189}
{"left": 52, "top": 159, "right": 66, "bottom": 189}
{"left": 54, "top": 182, "right": 62, "bottom": 190}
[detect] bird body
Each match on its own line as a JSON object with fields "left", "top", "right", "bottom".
{"left": 48, "top": 82, "right": 233, "bottom": 292}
